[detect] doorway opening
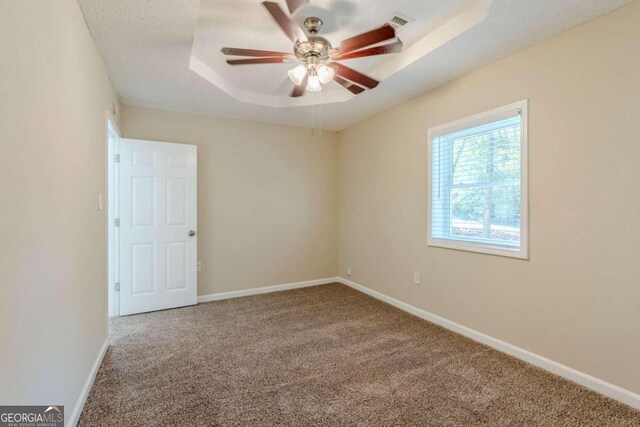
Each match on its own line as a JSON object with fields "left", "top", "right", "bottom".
{"left": 106, "top": 124, "right": 198, "bottom": 318}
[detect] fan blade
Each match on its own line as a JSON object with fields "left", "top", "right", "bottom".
{"left": 291, "top": 74, "right": 309, "bottom": 97}
{"left": 226, "top": 57, "right": 287, "bottom": 65}
{"left": 262, "top": 1, "right": 305, "bottom": 43}
{"left": 340, "top": 24, "right": 396, "bottom": 54}
{"left": 221, "top": 47, "right": 291, "bottom": 58}
{"left": 334, "top": 75, "right": 365, "bottom": 95}
{"left": 286, "top": 0, "right": 309, "bottom": 13}
{"left": 334, "top": 40, "right": 403, "bottom": 60}
{"left": 332, "top": 63, "right": 379, "bottom": 89}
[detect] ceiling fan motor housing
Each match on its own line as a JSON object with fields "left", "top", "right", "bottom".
{"left": 293, "top": 17, "right": 331, "bottom": 64}
{"left": 293, "top": 35, "right": 332, "bottom": 62}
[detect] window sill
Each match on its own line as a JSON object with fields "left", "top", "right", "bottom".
{"left": 428, "top": 238, "right": 529, "bottom": 260}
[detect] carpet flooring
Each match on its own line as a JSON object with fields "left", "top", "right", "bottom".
{"left": 79, "top": 283, "right": 640, "bottom": 426}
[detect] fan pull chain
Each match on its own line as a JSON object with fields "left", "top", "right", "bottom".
{"left": 311, "top": 101, "right": 315, "bottom": 136}
{"left": 319, "top": 90, "right": 323, "bottom": 137}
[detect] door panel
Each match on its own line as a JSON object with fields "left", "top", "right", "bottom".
{"left": 166, "top": 242, "right": 187, "bottom": 290}
{"left": 132, "top": 176, "right": 155, "bottom": 227}
{"left": 119, "top": 139, "right": 197, "bottom": 315}
{"left": 132, "top": 243, "right": 155, "bottom": 295}
{"left": 166, "top": 178, "right": 187, "bottom": 225}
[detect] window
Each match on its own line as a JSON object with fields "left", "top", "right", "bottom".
{"left": 428, "top": 100, "right": 528, "bottom": 259}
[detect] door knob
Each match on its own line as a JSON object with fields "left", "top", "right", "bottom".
{"left": 188, "top": 230, "right": 196, "bottom": 237}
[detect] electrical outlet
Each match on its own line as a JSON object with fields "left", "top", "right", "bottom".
{"left": 197, "top": 262, "right": 202, "bottom": 272}
{"left": 413, "top": 272, "right": 421, "bottom": 285}
{"left": 347, "top": 266, "right": 352, "bottom": 276}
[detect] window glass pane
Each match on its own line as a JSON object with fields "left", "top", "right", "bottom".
{"left": 451, "top": 117, "right": 520, "bottom": 186}
{"left": 431, "top": 112, "right": 522, "bottom": 251}
{"left": 450, "top": 184, "right": 520, "bottom": 245}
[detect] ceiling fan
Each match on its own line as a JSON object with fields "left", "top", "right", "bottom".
{"left": 221, "top": 0, "right": 403, "bottom": 98}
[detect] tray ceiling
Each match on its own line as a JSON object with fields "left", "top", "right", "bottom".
{"left": 79, "top": 0, "right": 633, "bottom": 130}
{"left": 190, "top": 0, "right": 472, "bottom": 107}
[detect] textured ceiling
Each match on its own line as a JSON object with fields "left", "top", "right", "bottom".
{"left": 78, "top": 0, "right": 633, "bottom": 131}
{"left": 190, "top": 0, "right": 476, "bottom": 108}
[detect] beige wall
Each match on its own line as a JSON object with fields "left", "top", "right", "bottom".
{"left": 0, "top": 0, "right": 120, "bottom": 420}
{"left": 337, "top": 1, "right": 640, "bottom": 394}
{"left": 121, "top": 105, "right": 338, "bottom": 296}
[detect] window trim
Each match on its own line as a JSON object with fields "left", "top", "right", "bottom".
{"left": 427, "top": 100, "right": 529, "bottom": 260}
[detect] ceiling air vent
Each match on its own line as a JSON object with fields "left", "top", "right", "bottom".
{"left": 388, "top": 15, "right": 409, "bottom": 30}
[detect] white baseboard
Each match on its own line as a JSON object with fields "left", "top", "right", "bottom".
{"left": 197, "top": 277, "right": 339, "bottom": 303}
{"left": 337, "top": 277, "right": 640, "bottom": 411}
{"left": 67, "top": 338, "right": 109, "bottom": 427}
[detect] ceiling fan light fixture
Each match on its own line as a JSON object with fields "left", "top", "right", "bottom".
{"left": 222, "top": 4, "right": 398, "bottom": 98}
{"left": 306, "top": 73, "right": 322, "bottom": 92}
{"left": 316, "top": 64, "right": 335, "bottom": 84}
{"left": 288, "top": 64, "right": 308, "bottom": 86}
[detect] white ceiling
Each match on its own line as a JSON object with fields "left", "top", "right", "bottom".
{"left": 190, "top": 0, "right": 479, "bottom": 108}
{"left": 79, "top": 0, "right": 633, "bottom": 131}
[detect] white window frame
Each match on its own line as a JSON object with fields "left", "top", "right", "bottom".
{"left": 427, "top": 100, "right": 529, "bottom": 259}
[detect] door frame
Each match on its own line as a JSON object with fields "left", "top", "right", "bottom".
{"left": 106, "top": 111, "right": 121, "bottom": 318}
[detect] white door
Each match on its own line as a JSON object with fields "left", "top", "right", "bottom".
{"left": 118, "top": 138, "right": 197, "bottom": 316}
